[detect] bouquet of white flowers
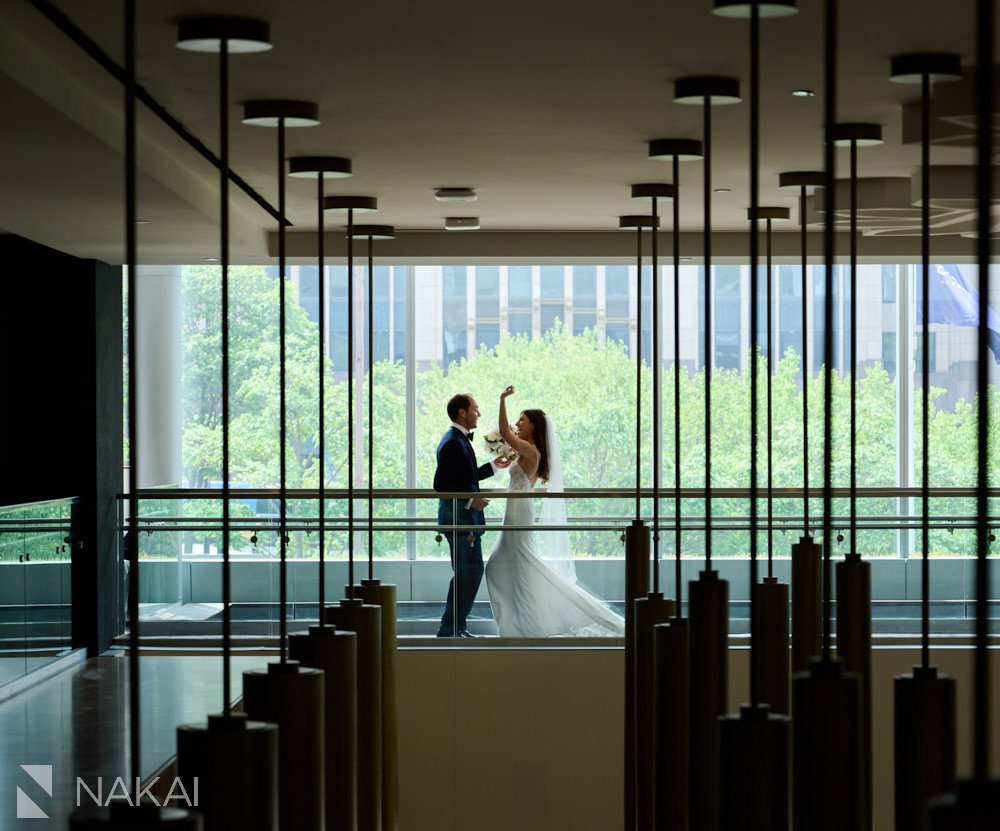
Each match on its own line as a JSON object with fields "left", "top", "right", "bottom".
{"left": 483, "top": 427, "right": 518, "bottom": 462}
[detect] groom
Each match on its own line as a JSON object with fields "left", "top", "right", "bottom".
{"left": 434, "top": 393, "right": 508, "bottom": 637}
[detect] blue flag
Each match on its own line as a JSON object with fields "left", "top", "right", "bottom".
{"left": 916, "top": 264, "right": 1000, "bottom": 363}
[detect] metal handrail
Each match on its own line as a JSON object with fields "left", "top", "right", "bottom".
{"left": 129, "top": 485, "right": 1000, "bottom": 500}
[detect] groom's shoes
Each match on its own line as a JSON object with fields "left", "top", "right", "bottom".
{"left": 458, "top": 630, "right": 479, "bottom": 638}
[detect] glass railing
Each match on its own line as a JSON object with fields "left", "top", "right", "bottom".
{"left": 0, "top": 498, "right": 75, "bottom": 689}
{"left": 119, "top": 487, "right": 999, "bottom": 640}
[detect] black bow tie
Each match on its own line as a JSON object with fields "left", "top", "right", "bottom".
{"left": 466, "top": 432, "right": 474, "bottom": 442}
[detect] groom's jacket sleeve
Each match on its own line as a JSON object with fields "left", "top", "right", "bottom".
{"left": 477, "top": 461, "right": 495, "bottom": 482}
{"left": 433, "top": 438, "right": 468, "bottom": 494}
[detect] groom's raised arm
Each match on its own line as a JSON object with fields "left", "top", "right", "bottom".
{"left": 477, "top": 460, "right": 496, "bottom": 482}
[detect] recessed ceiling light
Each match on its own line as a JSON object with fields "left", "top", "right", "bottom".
{"left": 791, "top": 89, "right": 816, "bottom": 97}
{"left": 204, "top": 257, "right": 219, "bottom": 262}
{"left": 445, "top": 217, "right": 480, "bottom": 231}
{"left": 680, "top": 257, "right": 693, "bottom": 262}
{"left": 135, "top": 219, "right": 150, "bottom": 225}
{"left": 714, "top": 187, "right": 732, "bottom": 193}
{"left": 435, "top": 187, "right": 478, "bottom": 202}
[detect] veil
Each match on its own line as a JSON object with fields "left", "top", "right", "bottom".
{"left": 535, "top": 415, "right": 577, "bottom": 584}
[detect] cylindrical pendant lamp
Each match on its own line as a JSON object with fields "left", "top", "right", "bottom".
{"left": 929, "top": 3, "right": 1000, "bottom": 824}
{"left": 618, "top": 211, "right": 656, "bottom": 831}
{"left": 673, "top": 74, "right": 740, "bottom": 831}
{"left": 778, "top": 170, "right": 826, "bottom": 673}
{"left": 792, "top": 3, "right": 865, "bottom": 828}
{"left": 240, "top": 99, "right": 325, "bottom": 831}
{"left": 173, "top": 17, "right": 278, "bottom": 831}
{"left": 325, "top": 599, "right": 383, "bottom": 831}
{"left": 888, "top": 51, "right": 962, "bottom": 831}
{"left": 832, "top": 120, "right": 884, "bottom": 831}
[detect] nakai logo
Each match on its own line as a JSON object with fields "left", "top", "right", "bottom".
{"left": 76, "top": 776, "right": 199, "bottom": 808}
{"left": 16, "top": 764, "right": 53, "bottom": 819}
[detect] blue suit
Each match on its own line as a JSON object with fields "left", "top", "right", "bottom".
{"left": 434, "top": 426, "right": 496, "bottom": 636}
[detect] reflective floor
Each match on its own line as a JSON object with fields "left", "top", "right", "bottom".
{"left": 0, "top": 654, "right": 267, "bottom": 829}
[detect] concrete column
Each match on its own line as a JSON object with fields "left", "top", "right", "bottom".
{"left": 135, "top": 265, "right": 182, "bottom": 488}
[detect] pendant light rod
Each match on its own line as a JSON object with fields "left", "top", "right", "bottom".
{"left": 123, "top": 0, "right": 140, "bottom": 789}
{"left": 219, "top": 32, "right": 232, "bottom": 714}
{"left": 673, "top": 160, "right": 682, "bottom": 612}
{"left": 279, "top": 117, "right": 288, "bottom": 660}
{"left": 243, "top": 101, "right": 320, "bottom": 660}
{"left": 637, "top": 223, "right": 644, "bottom": 523}
{"left": 704, "top": 96, "right": 714, "bottom": 571}
{"left": 653, "top": 194, "right": 660, "bottom": 592}
{"left": 289, "top": 156, "right": 353, "bottom": 626}
{"left": 822, "top": 0, "right": 837, "bottom": 660}
{"left": 801, "top": 192, "right": 810, "bottom": 534}
{"left": 176, "top": 12, "right": 273, "bottom": 721}
{"left": 632, "top": 184, "right": 677, "bottom": 592}
{"left": 890, "top": 53, "right": 962, "bottom": 674}
{"left": 766, "top": 217, "right": 774, "bottom": 577}
{"left": 368, "top": 234, "right": 375, "bottom": 580}
{"left": 973, "top": 0, "right": 993, "bottom": 781}
{"left": 318, "top": 175, "right": 326, "bottom": 621}
{"left": 748, "top": 0, "right": 761, "bottom": 708}
{"left": 648, "top": 137, "right": 704, "bottom": 617}
{"left": 348, "top": 206, "right": 355, "bottom": 597}
{"left": 324, "top": 195, "right": 379, "bottom": 601}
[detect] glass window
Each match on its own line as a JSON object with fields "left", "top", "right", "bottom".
{"left": 393, "top": 267, "right": 406, "bottom": 363}
{"left": 298, "top": 265, "right": 320, "bottom": 325}
{"left": 916, "top": 331, "right": 937, "bottom": 373}
{"left": 715, "top": 266, "right": 741, "bottom": 370}
{"left": 882, "top": 265, "right": 897, "bottom": 303}
{"left": 541, "top": 304, "right": 564, "bottom": 333}
{"left": 777, "top": 264, "right": 802, "bottom": 361}
{"left": 475, "top": 323, "right": 500, "bottom": 351}
{"left": 573, "top": 266, "right": 597, "bottom": 308}
{"left": 574, "top": 312, "right": 598, "bottom": 335}
{"left": 508, "top": 312, "right": 532, "bottom": 337}
{"left": 476, "top": 266, "right": 500, "bottom": 318}
{"left": 882, "top": 332, "right": 896, "bottom": 374}
{"left": 442, "top": 266, "right": 467, "bottom": 366}
{"left": 606, "top": 266, "right": 629, "bottom": 318}
{"left": 606, "top": 322, "right": 629, "bottom": 345}
{"left": 508, "top": 266, "right": 532, "bottom": 308}
{"left": 541, "top": 266, "right": 564, "bottom": 299}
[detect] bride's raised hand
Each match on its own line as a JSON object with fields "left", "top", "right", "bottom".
{"left": 501, "top": 385, "right": 515, "bottom": 399}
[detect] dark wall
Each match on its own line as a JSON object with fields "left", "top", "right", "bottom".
{"left": 1, "top": 233, "right": 123, "bottom": 654}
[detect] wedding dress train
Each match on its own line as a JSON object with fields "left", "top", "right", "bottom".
{"left": 485, "top": 462, "right": 625, "bottom": 637}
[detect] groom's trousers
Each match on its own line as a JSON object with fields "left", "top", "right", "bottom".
{"left": 437, "top": 503, "right": 484, "bottom": 636}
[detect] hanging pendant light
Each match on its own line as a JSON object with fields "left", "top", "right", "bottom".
{"left": 71, "top": 4, "right": 200, "bottom": 827}
{"left": 887, "top": 52, "right": 962, "bottom": 831}
{"left": 646, "top": 137, "right": 703, "bottom": 831}
{"left": 930, "top": 2, "right": 1000, "bottom": 824}
{"left": 618, "top": 211, "right": 656, "bottom": 831}
{"left": 792, "top": 3, "right": 865, "bottom": 829}
{"left": 286, "top": 155, "right": 359, "bottom": 831}
{"left": 350, "top": 222, "right": 401, "bottom": 831}
{"left": 173, "top": 16, "right": 278, "bottom": 831}
{"left": 324, "top": 195, "right": 383, "bottom": 831}
{"left": 673, "top": 73, "right": 740, "bottom": 831}
{"left": 240, "top": 100, "right": 325, "bottom": 831}
{"left": 778, "top": 170, "right": 826, "bottom": 674}
{"left": 747, "top": 206, "right": 792, "bottom": 717}
{"left": 630, "top": 183, "right": 678, "bottom": 831}
{"left": 831, "top": 119, "right": 885, "bottom": 831}
{"left": 712, "top": 4, "right": 797, "bottom": 827}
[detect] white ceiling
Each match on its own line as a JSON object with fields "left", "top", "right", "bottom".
{"left": 0, "top": 0, "right": 985, "bottom": 263}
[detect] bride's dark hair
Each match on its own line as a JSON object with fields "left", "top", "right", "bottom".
{"left": 521, "top": 409, "right": 550, "bottom": 483}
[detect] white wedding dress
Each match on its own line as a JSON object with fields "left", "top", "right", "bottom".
{"left": 485, "top": 460, "right": 625, "bottom": 637}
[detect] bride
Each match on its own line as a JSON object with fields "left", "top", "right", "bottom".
{"left": 485, "top": 385, "right": 625, "bottom": 637}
